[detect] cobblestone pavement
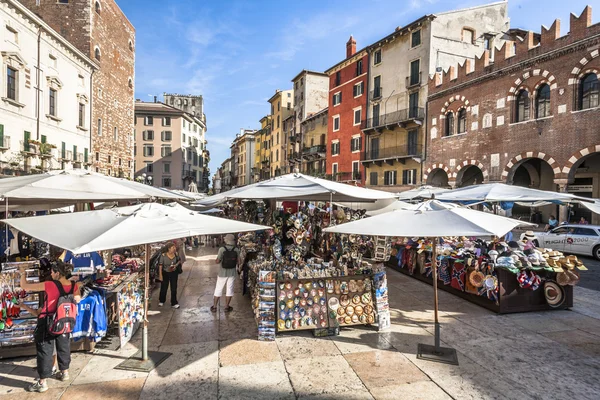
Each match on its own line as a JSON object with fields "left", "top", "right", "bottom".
{"left": 1, "top": 246, "right": 600, "bottom": 400}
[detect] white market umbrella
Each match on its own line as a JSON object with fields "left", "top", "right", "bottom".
{"left": 195, "top": 172, "right": 395, "bottom": 204}
{"left": 324, "top": 200, "right": 534, "bottom": 364}
{"left": 397, "top": 185, "right": 450, "bottom": 201}
{"left": 3, "top": 203, "right": 270, "bottom": 366}
{"left": 0, "top": 169, "right": 187, "bottom": 206}
{"left": 435, "top": 183, "right": 591, "bottom": 204}
{"left": 581, "top": 200, "right": 600, "bottom": 216}
{"left": 366, "top": 200, "right": 416, "bottom": 216}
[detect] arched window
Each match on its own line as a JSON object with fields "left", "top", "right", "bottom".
{"left": 457, "top": 108, "right": 467, "bottom": 133}
{"left": 579, "top": 73, "right": 599, "bottom": 110}
{"left": 94, "top": 47, "right": 101, "bottom": 61}
{"left": 445, "top": 112, "right": 454, "bottom": 136}
{"left": 95, "top": 1, "right": 101, "bottom": 13}
{"left": 535, "top": 84, "right": 551, "bottom": 118}
{"left": 515, "top": 89, "right": 530, "bottom": 122}
{"left": 128, "top": 78, "right": 133, "bottom": 89}
{"left": 128, "top": 39, "right": 133, "bottom": 51}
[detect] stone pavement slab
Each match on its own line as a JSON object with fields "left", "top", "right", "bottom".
{"left": 344, "top": 350, "right": 429, "bottom": 389}
{"left": 160, "top": 321, "right": 220, "bottom": 346}
{"left": 369, "top": 381, "right": 452, "bottom": 400}
{"left": 218, "top": 360, "right": 294, "bottom": 400}
{"left": 330, "top": 327, "right": 394, "bottom": 354}
{"left": 62, "top": 378, "right": 146, "bottom": 400}
{"left": 219, "top": 338, "right": 282, "bottom": 367}
{"left": 276, "top": 333, "right": 342, "bottom": 361}
{"left": 140, "top": 342, "right": 219, "bottom": 400}
{"left": 284, "top": 354, "right": 368, "bottom": 398}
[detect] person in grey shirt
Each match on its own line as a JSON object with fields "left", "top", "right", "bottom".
{"left": 211, "top": 234, "right": 239, "bottom": 312}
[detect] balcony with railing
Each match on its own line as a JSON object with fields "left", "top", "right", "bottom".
{"left": 369, "top": 87, "right": 383, "bottom": 101}
{"left": 325, "top": 171, "right": 362, "bottom": 182}
{"left": 361, "top": 107, "right": 425, "bottom": 132}
{"left": 288, "top": 133, "right": 299, "bottom": 143}
{"left": 20, "top": 140, "right": 37, "bottom": 156}
{"left": 0, "top": 136, "right": 10, "bottom": 151}
{"left": 362, "top": 144, "right": 423, "bottom": 164}
{"left": 302, "top": 145, "right": 326, "bottom": 159}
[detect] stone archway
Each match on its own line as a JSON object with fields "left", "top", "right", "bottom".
{"left": 454, "top": 159, "right": 487, "bottom": 188}
{"left": 502, "top": 151, "right": 561, "bottom": 182}
{"left": 426, "top": 168, "right": 449, "bottom": 188}
{"left": 565, "top": 146, "right": 600, "bottom": 224}
{"left": 423, "top": 163, "right": 450, "bottom": 182}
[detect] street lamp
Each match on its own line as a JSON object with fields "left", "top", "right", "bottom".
{"left": 147, "top": 176, "right": 153, "bottom": 186}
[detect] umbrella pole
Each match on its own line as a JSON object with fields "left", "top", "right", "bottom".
{"left": 416, "top": 237, "right": 458, "bottom": 365}
{"left": 142, "top": 243, "right": 149, "bottom": 361}
{"left": 431, "top": 238, "right": 440, "bottom": 352}
{"left": 115, "top": 242, "right": 171, "bottom": 372}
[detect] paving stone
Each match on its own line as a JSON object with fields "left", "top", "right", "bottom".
{"left": 299, "top": 389, "right": 374, "bottom": 400}
{"left": 276, "top": 334, "right": 341, "bottom": 361}
{"left": 330, "top": 328, "right": 394, "bottom": 354}
{"left": 506, "top": 313, "right": 575, "bottom": 333}
{"left": 344, "top": 350, "right": 429, "bottom": 389}
{"left": 160, "top": 321, "right": 219, "bottom": 346}
{"left": 169, "top": 306, "right": 219, "bottom": 324}
{"left": 219, "top": 338, "right": 282, "bottom": 367}
{"left": 284, "top": 355, "right": 367, "bottom": 397}
{"left": 369, "top": 380, "right": 452, "bottom": 400}
{"left": 141, "top": 342, "right": 219, "bottom": 400}
{"left": 218, "top": 318, "right": 258, "bottom": 341}
{"left": 0, "top": 387, "right": 64, "bottom": 400}
{"left": 218, "top": 360, "right": 294, "bottom": 400}
{"left": 62, "top": 378, "right": 145, "bottom": 400}
{"left": 71, "top": 348, "right": 147, "bottom": 386}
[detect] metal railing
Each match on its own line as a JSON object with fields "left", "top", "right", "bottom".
{"left": 325, "top": 171, "right": 362, "bottom": 182}
{"left": 369, "top": 87, "right": 383, "bottom": 101}
{"left": 363, "top": 144, "right": 423, "bottom": 161}
{"left": 361, "top": 107, "right": 425, "bottom": 130}
{"left": 302, "top": 145, "right": 326, "bottom": 156}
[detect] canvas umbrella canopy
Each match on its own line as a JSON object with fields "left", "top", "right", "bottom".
{"left": 397, "top": 185, "right": 450, "bottom": 201}
{"left": 435, "top": 183, "right": 592, "bottom": 204}
{"left": 2, "top": 203, "right": 270, "bottom": 367}
{"left": 195, "top": 172, "right": 395, "bottom": 205}
{"left": 0, "top": 169, "right": 187, "bottom": 207}
{"left": 324, "top": 200, "right": 534, "bottom": 364}
{"left": 365, "top": 200, "right": 416, "bottom": 216}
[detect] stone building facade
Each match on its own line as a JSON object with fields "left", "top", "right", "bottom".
{"left": 300, "top": 107, "right": 327, "bottom": 176}
{"left": 426, "top": 6, "right": 600, "bottom": 224}
{"left": 268, "top": 89, "right": 293, "bottom": 177}
{"left": 0, "top": 0, "right": 96, "bottom": 175}
{"left": 288, "top": 70, "right": 328, "bottom": 173}
{"left": 325, "top": 36, "right": 368, "bottom": 184}
{"left": 21, "top": 0, "right": 135, "bottom": 178}
{"left": 362, "top": 2, "right": 509, "bottom": 192}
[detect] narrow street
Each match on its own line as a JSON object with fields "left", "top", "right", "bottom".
{"left": 2, "top": 247, "right": 600, "bottom": 400}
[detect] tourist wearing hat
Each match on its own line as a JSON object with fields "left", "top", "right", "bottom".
{"left": 211, "top": 234, "right": 240, "bottom": 312}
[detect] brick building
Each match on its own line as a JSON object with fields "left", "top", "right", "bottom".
{"left": 425, "top": 6, "right": 600, "bottom": 224}
{"left": 21, "top": 0, "right": 135, "bottom": 177}
{"left": 325, "top": 36, "right": 368, "bottom": 184}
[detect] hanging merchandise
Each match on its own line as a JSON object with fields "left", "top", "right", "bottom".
{"left": 63, "top": 250, "right": 106, "bottom": 275}
{"left": 0, "top": 261, "right": 40, "bottom": 347}
{"left": 117, "top": 275, "right": 144, "bottom": 348}
{"left": 72, "top": 290, "right": 108, "bottom": 342}
{"left": 257, "top": 271, "right": 276, "bottom": 341}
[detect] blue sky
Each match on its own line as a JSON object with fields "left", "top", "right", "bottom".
{"left": 119, "top": 0, "right": 596, "bottom": 179}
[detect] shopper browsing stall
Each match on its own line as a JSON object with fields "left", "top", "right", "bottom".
{"left": 211, "top": 234, "right": 239, "bottom": 312}
{"left": 19, "top": 261, "right": 81, "bottom": 393}
{"left": 158, "top": 242, "right": 182, "bottom": 309}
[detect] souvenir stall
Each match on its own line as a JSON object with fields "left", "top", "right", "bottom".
{"left": 387, "top": 236, "right": 585, "bottom": 313}
{"left": 3, "top": 203, "right": 269, "bottom": 369}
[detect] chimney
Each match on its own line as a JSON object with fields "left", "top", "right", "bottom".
{"left": 346, "top": 35, "right": 357, "bottom": 58}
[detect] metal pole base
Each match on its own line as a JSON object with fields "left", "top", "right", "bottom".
{"left": 114, "top": 350, "right": 172, "bottom": 373}
{"left": 416, "top": 343, "right": 459, "bottom": 365}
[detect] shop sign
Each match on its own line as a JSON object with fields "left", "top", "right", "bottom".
{"left": 568, "top": 185, "right": 593, "bottom": 193}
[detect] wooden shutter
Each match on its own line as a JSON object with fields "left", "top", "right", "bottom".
{"left": 0, "top": 124, "right": 4, "bottom": 148}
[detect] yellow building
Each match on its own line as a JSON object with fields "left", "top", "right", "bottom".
{"left": 300, "top": 108, "right": 328, "bottom": 177}
{"left": 268, "top": 89, "right": 294, "bottom": 177}
{"left": 255, "top": 115, "right": 272, "bottom": 181}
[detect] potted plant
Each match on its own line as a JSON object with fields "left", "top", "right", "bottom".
{"left": 39, "top": 142, "right": 54, "bottom": 157}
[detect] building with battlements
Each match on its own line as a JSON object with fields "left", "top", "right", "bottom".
{"left": 426, "top": 6, "right": 600, "bottom": 224}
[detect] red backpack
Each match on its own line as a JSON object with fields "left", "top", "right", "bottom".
{"left": 46, "top": 281, "right": 78, "bottom": 336}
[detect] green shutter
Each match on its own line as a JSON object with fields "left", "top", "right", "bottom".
{"left": 41, "top": 135, "right": 47, "bottom": 144}
{"left": 84, "top": 148, "right": 88, "bottom": 163}
{"left": 73, "top": 145, "right": 77, "bottom": 162}
{"left": 0, "top": 124, "right": 4, "bottom": 148}
{"left": 24, "top": 131, "right": 30, "bottom": 151}
{"left": 61, "top": 142, "right": 66, "bottom": 159}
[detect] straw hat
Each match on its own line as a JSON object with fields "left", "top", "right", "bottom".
{"left": 522, "top": 231, "right": 537, "bottom": 241}
{"left": 469, "top": 270, "right": 485, "bottom": 288}
{"left": 556, "top": 271, "right": 571, "bottom": 286}
{"left": 544, "top": 281, "right": 565, "bottom": 308}
{"left": 224, "top": 234, "right": 236, "bottom": 246}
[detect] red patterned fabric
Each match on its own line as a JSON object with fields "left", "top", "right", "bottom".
{"left": 451, "top": 262, "right": 466, "bottom": 292}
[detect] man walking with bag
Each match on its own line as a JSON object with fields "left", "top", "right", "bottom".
{"left": 211, "top": 234, "right": 239, "bottom": 312}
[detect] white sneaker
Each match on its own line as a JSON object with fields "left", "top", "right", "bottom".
{"left": 158, "top": 303, "right": 164, "bottom": 307}
{"left": 172, "top": 304, "right": 180, "bottom": 309}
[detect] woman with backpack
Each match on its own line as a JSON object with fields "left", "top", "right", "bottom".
{"left": 211, "top": 234, "right": 239, "bottom": 312}
{"left": 158, "top": 242, "right": 182, "bottom": 309}
{"left": 19, "top": 261, "right": 81, "bottom": 393}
